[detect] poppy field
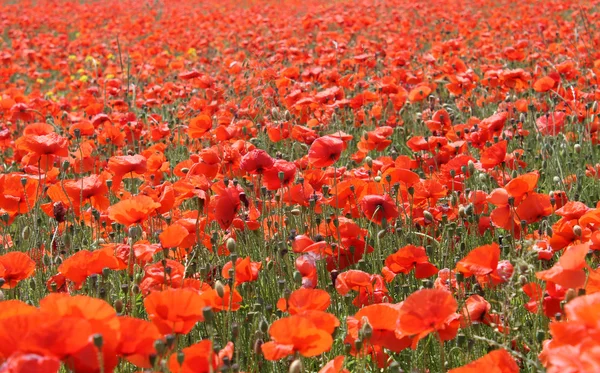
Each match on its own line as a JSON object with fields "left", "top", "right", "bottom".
{"left": 2, "top": 0, "right": 600, "bottom": 371}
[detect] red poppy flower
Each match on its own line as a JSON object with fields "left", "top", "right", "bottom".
{"left": 359, "top": 194, "right": 398, "bottom": 224}
{"left": 239, "top": 148, "right": 274, "bottom": 174}
{"left": 308, "top": 135, "right": 345, "bottom": 168}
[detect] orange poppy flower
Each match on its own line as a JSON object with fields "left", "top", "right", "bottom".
{"left": 276, "top": 288, "right": 330, "bottom": 314}
{"left": 533, "top": 76, "right": 557, "bottom": 93}
{"left": 480, "top": 140, "right": 507, "bottom": 169}
{"left": 108, "top": 195, "right": 161, "bottom": 226}
{"left": 396, "top": 288, "right": 459, "bottom": 349}
{"left": 159, "top": 223, "right": 189, "bottom": 249}
{"left": 201, "top": 284, "right": 243, "bottom": 312}
{"left": 117, "top": 316, "right": 162, "bottom": 368}
{"left": 222, "top": 257, "right": 262, "bottom": 285}
{"left": 261, "top": 314, "right": 336, "bottom": 360}
{"left": 448, "top": 349, "right": 519, "bottom": 373}
{"left": 107, "top": 154, "right": 147, "bottom": 191}
{"left": 39, "top": 294, "right": 121, "bottom": 373}
{"left": 461, "top": 295, "right": 501, "bottom": 329}
{"left": 57, "top": 249, "right": 120, "bottom": 289}
{"left": 62, "top": 174, "right": 110, "bottom": 213}
{"left": 346, "top": 303, "right": 411, "bottom": 353}
{"left": 408, "top": 85, "right": 432, "bottom": 102}
{"left": 308, "top": 135, "right": 345, "bottom": 168}
{"left": 144, "top": 288, "right": 207, "bottom": 334}
{"left": 382, "top": 244, "right": 438, "bottom": 281}
{"left": 536, "top": 243, "right": 590, "bottom": 289}
{"left": 0, "top": 251, "right": 36, "bottom": 289}
{"left": 319, "top": 356, "right": 349, "bottom": 373}
{"left": 456, "top": 243, "right": 500, "bottom": 278}
{"left": 187, "top": 114, "right": 213, "bottom": 139}
{"left": 167, "top": 340, "right": 219, "bottom": 373}
{"left": 0, "top": 352, "right": 61, "bottom": 373}
{"left": 0, "top": 173, "right": 39, "bottom": 217}
{"left": 15, "top": 132, "right": 69, "bottom": 157}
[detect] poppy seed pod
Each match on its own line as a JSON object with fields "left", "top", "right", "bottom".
{"left": 215, "top": 280, "right": 225, "bottom": 298}
{"left": 226, "top": 237, "right": 236, "bottom": 253}
{"left": 259, "top": 318, "right": 269, "bottom": 334}
{"left": 289, "top": 360, "right": 303, "bottom": 373}
{"left": 92, "top": 334, "right": 103, "bottom": 349}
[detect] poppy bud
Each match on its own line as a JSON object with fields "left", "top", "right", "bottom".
{"left": 106, "top": 179, "right": 113, "bottom": 189}
{"left": 565, "top": 288, "right": 577, "bottom": 303}
{"left": 293, "top": 270, "right": 302, "bottom": 284}
{"left": 574, "top": 144, "right": 581, "bottom": 153}
{"left": 114, "top": 299, "right": 124, "bottom": 314}
{"left": 330, "top": 270, "right": 339, "bottom": 287}
{"left": 467, "top": 160, "right": 475, "bottom": 175}
{"left": 377, "top": 229, "right": 387, "bottom": 240}
{"left": 215, "top": 280, "right": 225, "bottom": 298}
{"left": 92, "top": 334, "right": 103, "bottom": 350}
{"left": 290, "top": 208, "right": 301, "bottom": 216}
{"left": 423, "top": 210, "right": 434, "bottom": 222}
{"left": 177, "top": 351, "right": 185, "bottom": 366}
{"left": 231, "top": 322, "right": 240, "bottom": 339}
{"left": 388, "top": 361, "right": 402, "bottom": 373}
{"left": 165, "top": 334, "right": 176, "bottom": 349}
{"left": 132, "top": 284, "right": 140, "bottom": 294}
{"left": 21, "top": 226, "right": 30, "bottom": 240}
{"left": 259, "top": 318, "right": 269, "bottom": 334}
{"left": 360, "top": 317, "right": 373, "bottom": 339}
{"left": 226, "top": 237, "right": 236, "bottom": 253}
{"left": 536, "top": 330, "right": 546, "bottom": 343}
{"left": 354, "top": 339, "right": 363, "bottom": 350}
{"left": 154, "top": 339, "right": 166, "bottom": 355}
{"left": 253, "top": 339, "right": 263, "bottom": 355}
{"left": 374, "top": 176, "right": 382, "bottom": 182}
{"left": 20, "top": 177, "right": 27, "bottom": 186}
{"left": 128, "top": 225, "right": 142, "bottom": 239}
{"left": 289, "top": 360, "right": 303, "bottom": 373}
{"left": 572, "top": 225, "right": 582, "bottom": 237}
{"left": 202, "top": 306, "right": 214, "bottom": 324}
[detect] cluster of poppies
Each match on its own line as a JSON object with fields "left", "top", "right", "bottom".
{"left": 1, "top": 0, "right": 600, "bottom": 372}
